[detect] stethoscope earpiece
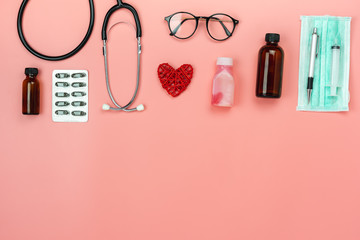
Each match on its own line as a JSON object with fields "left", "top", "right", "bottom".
{"left": 102, "top": 104, "right": 111, "bottom": 111}
{"left": 136, "top": 104, "right": 145, "bottom": 111}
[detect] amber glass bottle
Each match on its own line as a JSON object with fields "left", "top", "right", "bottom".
{"left": 256, "top": 33, "right": 284, "bottom": 98}
{"left": 22, "top": 68, "right": 40, "bottom": 115}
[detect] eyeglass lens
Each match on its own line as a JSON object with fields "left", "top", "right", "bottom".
{"left": 169, "top": 13, "right": 197, "bottom": 39}
{"left": 207, "top": 14, "right": 234, "bottom": 40}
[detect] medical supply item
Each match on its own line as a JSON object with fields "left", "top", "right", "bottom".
{"left": 297, "top": 16, "right": 351, "bottom": 112}
{"left": 307, "top": 28, "right": 319, "bottom": 104}
{"left": 158, "top": 63, "right": 193, "bottom": 97}
{"left": 17, "top": 0, "right": 95, "bottom": 61}
{"left": 211, "top": 58, "right": 234, "bottom": 107}
{"left": 164, "top": 12, "right": 239, "bottom": 41}
{"left": 22, "top": 68, "right": 40, "bottom": 115}
{"left": 330, "top": 45, "right": 340, "bottom": 96}
{"left": 102, "top": 0, "right": 144, "bottom": 112}
{"left": 256, "top": 33, "right": 284, "bottom": 98}
{"left": 52, "top": 70, "right": 88, "bottom": 122}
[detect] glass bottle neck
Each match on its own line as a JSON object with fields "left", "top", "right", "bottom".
{"left": 27, "top": 74, "right": 36, "bottom": 79}
{"left": 266, "top": 42, "right": 278, "bottom": 46}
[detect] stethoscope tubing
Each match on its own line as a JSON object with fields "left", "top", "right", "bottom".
{"left": 101, "top": 1, "right": 142, "bottom": 40}
{"left": 17, "top": 0, "right": 95, "bottom": 61}
{"left": 102, "top": 1, "right": 143, "bottom": 112}
{"left": 103, "top": 37, "right": 142, "bottom": 112}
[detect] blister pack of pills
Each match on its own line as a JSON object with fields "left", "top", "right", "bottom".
{"left": 52, "top": 70, "right": 89, "bottom": 122}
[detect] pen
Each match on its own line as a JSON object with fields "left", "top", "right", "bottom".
{"left": 307, "top": 28, "right": 319, "bottom": 104}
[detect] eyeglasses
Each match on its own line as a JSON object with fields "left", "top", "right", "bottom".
{"left": 164, "top": 12, "right": 239, "bottom": 41}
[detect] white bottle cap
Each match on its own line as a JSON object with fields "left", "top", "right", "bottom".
{"left": 217, "top": 57, "right": 233, "bottom": 66}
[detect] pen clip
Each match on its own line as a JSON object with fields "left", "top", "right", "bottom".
{"left": 316, "top": 35, "right": 320, "bottom": 58}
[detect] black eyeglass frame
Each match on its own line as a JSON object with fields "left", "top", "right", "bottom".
{"left": 164, "top": 12, "right": 239, "bottom": 41}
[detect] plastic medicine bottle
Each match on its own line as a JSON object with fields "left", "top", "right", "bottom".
{"left": 211, "top": 57, "right": 234, "bottom": 107}
{"left": 256, "top": 33, "right": 284, "bottom": 98}
{"left": 22, "top": 68, "right": 40, "bottom": 115}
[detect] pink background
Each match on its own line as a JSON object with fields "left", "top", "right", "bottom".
{"left": 1, "top": 0, "right": 360, "bottom": 239}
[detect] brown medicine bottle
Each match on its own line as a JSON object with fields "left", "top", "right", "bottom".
{"left": 256, "top": 33, "right": 284, "bottom": 98}
{"left": 22, "top": 68, "right": 40, "bottom": 115}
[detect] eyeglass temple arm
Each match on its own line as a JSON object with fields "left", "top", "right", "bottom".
{"left": 208, "top": 17, "right": 231, "bottom": 36}
{"left": 169, "top": 18, "right": 195, "bottom": 36}
{"left": 170, "top": 17, "right": 235, "bottom": 37}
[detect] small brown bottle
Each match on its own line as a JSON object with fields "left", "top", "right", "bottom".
{"left": 22, "top": 68, "right": 40, "bottom": 115}
{"left": 256, "top": 33, "right": 284, "bottom": 98}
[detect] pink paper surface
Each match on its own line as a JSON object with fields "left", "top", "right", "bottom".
{"left": 1, "top": 0, "right": 360, "bottom": 239}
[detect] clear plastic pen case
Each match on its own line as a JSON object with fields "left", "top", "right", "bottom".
{"left": 297, "top": 16, "right": 351, "bottom": 112}
{"left": 52, "top": 70, "right": 89, "bottom": 122}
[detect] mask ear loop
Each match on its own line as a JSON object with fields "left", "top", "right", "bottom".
{"left": 103, "top": 21, "right": 143, "bottom": 112}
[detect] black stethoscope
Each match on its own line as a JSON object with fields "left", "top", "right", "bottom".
{"left": 102, "top": 0, "right": 144, "bottom": 112}
{"left": 17, "top": 0, "right": 144, "bottom": 112}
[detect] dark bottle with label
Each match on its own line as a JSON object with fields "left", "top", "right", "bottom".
{"left": 256, "top": 33, "right": 284, "bottom": 98}
{"left": 22, "top": 68, "right": 40, "bottom": 115}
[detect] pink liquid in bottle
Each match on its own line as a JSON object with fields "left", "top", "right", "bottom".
{"left": 211, "top": 57, "right": 234, "bottom": 107}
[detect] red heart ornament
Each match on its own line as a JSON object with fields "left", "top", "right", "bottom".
{"left": 157, "top": 63, "right": 193, "bottom": 97}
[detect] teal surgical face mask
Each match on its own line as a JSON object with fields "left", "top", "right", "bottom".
{"left": 297, "top": 16, "right": 351, "bottom": 112}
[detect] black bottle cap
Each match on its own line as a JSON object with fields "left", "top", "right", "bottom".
{"left": 25, "top": 68, "right": 38, "bottom": 76}
{"left": 265, "top": 33, "right": 280, "bottom": 43}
